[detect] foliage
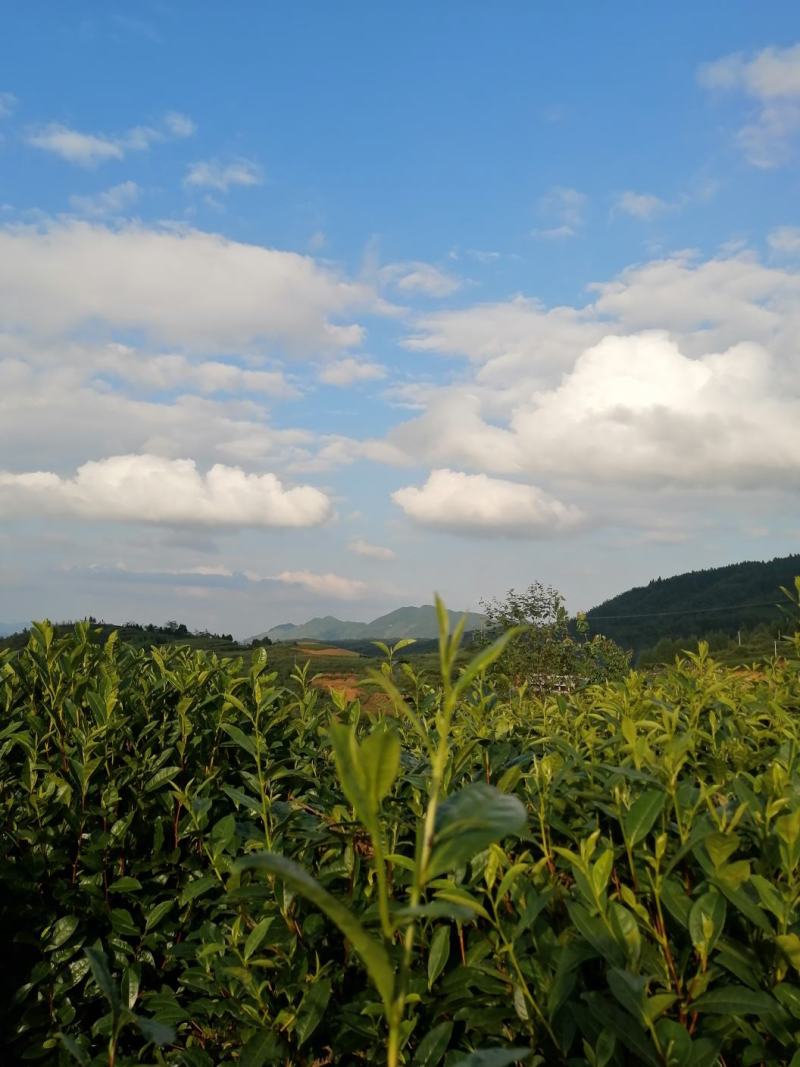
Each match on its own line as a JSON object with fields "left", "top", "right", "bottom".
{"left": 587, "top": 552, "right": 800, "bottom": 654}
{"left": 478, "top": 583, "right": 630, "bottom": 688}
{"left": 3, "top": 607, "right": 800, "bottom": 1064}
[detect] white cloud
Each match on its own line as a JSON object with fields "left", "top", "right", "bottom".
{"left": 0, "top": 92, "right": 17, "bottom": 118}
{"left": 405, "top": 294, "right": 603, "bottom": 381}
{"left": 25, "top": 112, "right": 195, "bottom": 166}
{"left": 615, "top": 191, "right": 669, "bottom": 220}
{"left": 348, "top": 538, "right": 395, "bottom": 560}
{"left": 768, "top": 226, "right": 800, "bottom": 254}
{"left": 164, "top": 111, "right": 196, "bottom": 137}
{"left": 69, "top": 181, "right": 140, "bottom": 217}
{"left": 0, "top": 454, "right": 332, "bottom": 528}
{"left": 320, "top": 357, "right": 386, "bottom": 386}
{"left": 532, "top": 186, "right": 586, "bottom": 239}
{"left": 0, "top": 336, "right": 318, "bottom": 474}
{"left": 392, "top": 469, "right": 584, "bottom": 537}
{"left": 391, "top": 249, "right": 800, "bottom": 497}
{"left": 100, "top": 344, "right": 299, "bottom": 398}
{"left": 699, "top": 43, "right": 800, "bottom": 166}
{"left": 27, "top": 125, "right": 124, "bottom": 165}
{"left": 0, "top": 220, "right": 374, "bottom": 353}
{"left": 380, "top": 261, "right": 461, "bottom": 297}
{"left": 273, "top": 570, "right": 368, "bottom": 599}
{"left": 184, "top": 158, "right": 263, "bottom": 192}
{"left": 699, "top": 44, "right": 800, "bottom": 98}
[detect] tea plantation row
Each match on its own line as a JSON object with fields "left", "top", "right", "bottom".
{"left": 2, "top": 612, "right": 800, "bottom": 1065}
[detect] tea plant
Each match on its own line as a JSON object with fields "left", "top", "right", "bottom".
{"left": 3, "top": 599, "right": 800, "bottom": 1064}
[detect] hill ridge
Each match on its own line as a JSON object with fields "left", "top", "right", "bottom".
{"left": 586, "top": 553, "right": 800, "bottom": 653}
{"left": 255, "top": 604, "right": 485, "bottom": 643}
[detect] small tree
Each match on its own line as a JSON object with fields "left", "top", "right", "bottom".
{"left": 478, "top": 582, "right": 630, "bottom": 689}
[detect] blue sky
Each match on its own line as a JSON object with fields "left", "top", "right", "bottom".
{"left": 2, "top": 2, "right": 800, "bottom": 636}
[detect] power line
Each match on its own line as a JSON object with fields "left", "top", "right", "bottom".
{"left": 588, "top": 599, "right": 783, "bottom": 621}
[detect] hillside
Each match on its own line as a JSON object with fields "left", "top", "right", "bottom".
{"left": 586, "top": 553, "right": 800, "bottom": 654}
{"left": 259, "top": 604, "right": 485, "bottom": 643}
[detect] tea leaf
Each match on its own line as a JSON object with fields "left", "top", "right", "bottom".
{"left": 233, "top": 853, "right": 395, "bottom": 1011}
{"left": 428, "top": 783, "right": 526, "bottom": 880}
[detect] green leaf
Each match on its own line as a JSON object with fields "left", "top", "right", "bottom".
{"left": 607, "top": 967, "right": 646, "bottom": 1022}
{"left": 84, "top": 946, "right": 118, "bottom": 1010}
{"left": 705, "top": 831, "right": 739, "bottom": 869}
{"left": 110, "top": 908, "right": 138, "bottom": 936}
{"left": 774, "top": 982, "right": 800, "bottom": 1019}
{"left": 244, "top": 917, "right": 274, "bottom": 961}
{"left": 623, "top": 789, "right": 666, "bottom": 845}
{"left": 328, "top": 723, "right": 370, "bottom": 824}
{"left": 108, "top": 877, "right": 142, "bottom": 893}
{"left": 48, "top": 915, "right": 80, "bottom": 950}
{"left": 240, "top": 1030, "right": 281, "bottom": 1067}
{"left": 180, "top": 875, "right": 218, "bottom": 904}
{"left": 295, "top": 979, "right": 332, "bottom": 1046}
{"left": 778, "top": 933, "right": 800, "bottom": 972}
{"left": 220, "top": 722, "right": 257, "bottom": 758}
{"left": 135, "top": 1015, "right": 176, "bottom": 1046}
{"left": 691, "top": 985, "right": 777, "bottom": 1015}
{"left": 450, "top": 1050, "right": 531, "bottom": 1067}
{"left": 609, "top": 902, "right": 641, "bottom": 965}
{"left": 360, "top": 726, "right": 401, "bottom": 807}
{"left": 689, "top": 890, "right": 726, "bottom": 954}
{"left": 233, "top": 853, "right": 395, "bottom": 1011}
{"left": 57, "top": 1033, "right": 90, "bottom": 1066}
{"left": 144, "top": 765, "right": 181, "bottom": 792}
{"left": 145, "top": 899, "right": 174, "bottom": 932}
{"left": 121, "top": 965, "right": 140, "bottom": 1009}
{"left": 427, "top": 925, "right": 451, "bottom": 989}
{"left": 427, "top": 783, "right": 526, "bottom": 881}
{"left": 413, "top": 1020, "right": 454, "bottom": 1066}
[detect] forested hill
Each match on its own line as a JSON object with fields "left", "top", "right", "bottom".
{"left": 585, "top": 554, "right": 800, "bottom": 654}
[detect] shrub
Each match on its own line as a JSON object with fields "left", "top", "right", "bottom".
{"left": 2, "top": 610, "right": 800, "bottom": 1064}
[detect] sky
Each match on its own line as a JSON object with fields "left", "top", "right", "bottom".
{"left": 2, "top": 2, "right": 800, "bottom": 637}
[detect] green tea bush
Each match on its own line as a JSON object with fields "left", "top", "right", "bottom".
{"left": 2, "top": 603, "right": 800, "bottom": 1066}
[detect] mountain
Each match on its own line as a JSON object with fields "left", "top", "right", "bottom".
{"left": 586, "top": 553, "right": 800, "bottom": 654}
{"left": 257, "top": 605, "right": 486, "bottom": 643}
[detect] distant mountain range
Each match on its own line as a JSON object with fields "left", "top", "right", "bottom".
{"left": 256, "top": 605, "right": 486, "bottom": 643}
{"left": 586, "top": 553, "right": 800, "bottom": 654}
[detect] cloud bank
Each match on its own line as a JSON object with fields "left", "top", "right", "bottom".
{"left": 0, "top": 454, "right": 332, "bottom": 528}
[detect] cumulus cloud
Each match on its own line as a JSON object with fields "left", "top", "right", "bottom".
{"left": 319, "top": 357, "right": 386, "bottom": 386}
{"left": 0, "top": 454, "right": 332, "bottom": 528}
{"left": 348, "top": 538, "right": 396, "bottom": 560}
{"left": 184, "top": 158, "right": 263, "bottom": 192}
{"left": 615, "top": 191, "right": 669, "bottom": 220}
{"left": 699, "top": 43, "right": 800, "bottom": 166}
{"left": 69, "top": 181, "right": 140, "bottom": 217}
{"left": 392, "top": 469, "right": 584, "bottom": 537}
{"left": 769, "top": 226, "right": 800, "bottom": 254}
{"left": 405, "top": 294, "right": 604, "bottom": 383}
{"left": 27, "top": 125, "right": 125, "bottom": 165}
{"left": 25, "top": 112, "right": 195, "bottom": 166}
{"left": 380, "top": 261, "right": 461, "bottom": 297}
{"left": 0, "top": 338, "right": 319, "bottom": 474}
{"left": 0, "top": 220, "right": 374, "bottom": 353}
{"left": 391, "top": 248, "right": 800, "bottom": 497}
{"left": 100, "top": 344, "right": 298, "bottom": 398}
{"left": 392, "top": 332, "right": 800, "bottom": 490}
{"left": 532, "top": 185, "right": 587, "bottom": 239}
{"left": 272, "top": 570, "right": 368, "bottom": 599}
